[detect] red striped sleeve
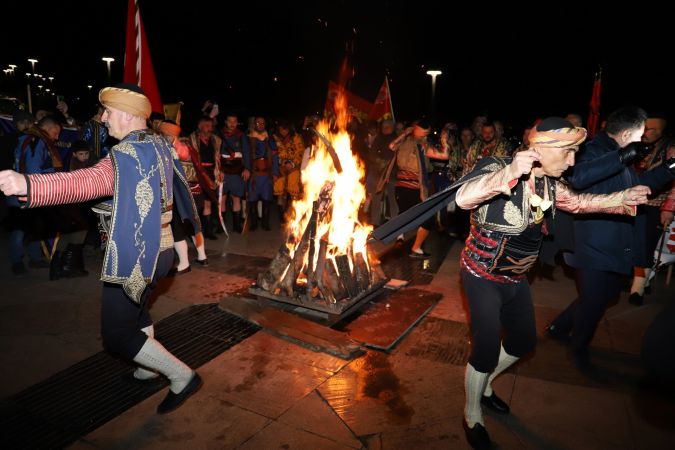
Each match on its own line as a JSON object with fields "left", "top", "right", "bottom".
{"left": 26, "top": 157, "right": 114, "bottom": 207}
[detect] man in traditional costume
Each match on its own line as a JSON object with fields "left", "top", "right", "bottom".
{"left": 372, "top": 117, "right": 653, "bottom": 449}
{"left": 0, "top": 84, "right": 203, "bottom": 414}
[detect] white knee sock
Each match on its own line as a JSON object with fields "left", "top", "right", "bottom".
{"left": 484, "top": 345, "right": 519, "bottom": 397}
{"left": 174, "top": 240, "right": 189, "bottom": 271}
{"left": 191, "top": 233, "right": 207, "bottom": 261}
{"left": 464, "top": 363, "right": 489, "bottom": 427}
{"left": 133, "top": 336, "right": 194, "bottom": 393}
{"left": 133, "top": 325, "right": 160, "bottom": 380}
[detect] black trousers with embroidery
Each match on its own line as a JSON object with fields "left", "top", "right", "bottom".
{"left": 100, "top": 248, "right": 174, "bottom": 360}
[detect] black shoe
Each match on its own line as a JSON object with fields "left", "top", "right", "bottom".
{"left": 409, "top": 250, "right": 431, "bottom": 259}
{"left": 168, "top": 266, "right": 191, "bottom": 277}
{"left": 481, "top": 392, "right": 510, "bottom": 414}
{"left": 570, "top": 350, "right": 606, "bottom": 382}
{"left": 545, "top": 324, "right": 570, "bottom": 344}
{"left": 195, "top": 258, "right": 209, "bottom": 267}
{"left": 157, "top": 372, "right": 202, "bottom": 414}
{"left": 628, "top": 292, "right": 644, "bottom": 306}
{"left": 463, "top": 419, "right": 492, "bottom": 449}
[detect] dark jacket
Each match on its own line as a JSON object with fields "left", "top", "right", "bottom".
{"left": 565, "top": 131, "right": 673, "bottom": 274}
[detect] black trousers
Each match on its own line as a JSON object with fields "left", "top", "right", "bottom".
{"left": 461, "top": 270, "right": 537, "bottom": 373}
{"left": 101, "top": 248, "right": 174, "bottom": 360}
{"left": 395, "top": 186, "right": 435, "bottom": 231}
{"left": 550, "top": 267, "right": 624, "bottom": 354}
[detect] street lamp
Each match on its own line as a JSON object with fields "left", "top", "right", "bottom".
{"left": 426, "top": 70, "right": 442, "bottom": 121}
{"left": 102, "top": 57, "right": 115, "bottom": 84}
{"left": 28, "top": 58, "right": 38, "bottom": 73}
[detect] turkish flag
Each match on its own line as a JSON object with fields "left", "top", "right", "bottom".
{"left": 124, "top": 0, "right": 162, "bottom": 114}
{"left": 586, "top": 73, "right": 601, "bottom": 138}
{"left": 369, "top": 76, "right": 395, "bottom": 122}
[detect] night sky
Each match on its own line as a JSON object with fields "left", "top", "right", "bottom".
{"left": 2, "top": 1, "right": 672, "bottom": 133}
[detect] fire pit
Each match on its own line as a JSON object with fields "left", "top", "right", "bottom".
{"left": 250, "top": 88, "right": 388, "bottom": 320}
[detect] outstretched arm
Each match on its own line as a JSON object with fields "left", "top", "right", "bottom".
{"left": 0, "top": 157, "right": 114, "bottom": 208}
{"left": 555, "top": 180, "right": 650, "bottom": 215}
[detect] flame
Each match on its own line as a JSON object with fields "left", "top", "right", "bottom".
{"left": 286, "top": 86, "right": 372, "bottom": 270}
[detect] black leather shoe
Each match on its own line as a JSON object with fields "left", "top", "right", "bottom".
{"left": 628, "top": 292, "right": 644, "bottom": 306}
{"left": 168, "top": 266, "right": 191, "bottom": 277}
{"left": 463, "top": 419, "right": 492, "bottom": 449}
{"left": 195, "top": 258, "right": 209, "bottom": 267}
{"left": 157, "top": 372, "right": 202, "bottom": 414}
{"left": 481, "top": 392, "right": 510, "bottom": 414}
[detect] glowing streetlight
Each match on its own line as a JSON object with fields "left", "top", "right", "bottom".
{"left": 426, "top": 70, "right": 442, "bottom": 120}
{"left": 102, "top": 57, "right": 115, "bottom": 84}
{"left": 9, "top": 64, "right": 17, "bottom": 70}
{"left": 27, "top": 58, "right": 38, "bottom": 73}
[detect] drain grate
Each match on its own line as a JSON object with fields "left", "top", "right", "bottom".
{"left": 1, "top": 304, "right": 259, "bottom": 450}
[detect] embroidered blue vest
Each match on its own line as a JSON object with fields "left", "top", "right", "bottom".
{"left": 100, "top": 130, "right": 199, "bottom": 302}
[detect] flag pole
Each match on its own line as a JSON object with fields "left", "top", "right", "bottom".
{"left": 386, "top": 76, "right": 395, "bottom": 123}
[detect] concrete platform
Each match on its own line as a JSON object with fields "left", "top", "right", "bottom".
{"left": 1, "top": 222, "right": 674, "bottom": 449}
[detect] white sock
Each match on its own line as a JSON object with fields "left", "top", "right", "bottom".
{"left": 133, "top": 325, "right": 159, "bottom": 380}
{"left": 397, "top": 233, "right": 404, "bottom": 241}
{"left": 192, "top": 233, "right": 207, "bottom": 261}
{"left": 174, "top": 240, "right": 189, "bottom": 271}
{"left": 464, "top": 363, "right": 489, "bottom": 427}
{"left": 133, "top": 337, "right": 194, "bottom": 393}
{"left": 412, "top": 248, "right": 424, "bottom": 254}
{"left": 483, "top": 345, "right": 519, "bottom": 397}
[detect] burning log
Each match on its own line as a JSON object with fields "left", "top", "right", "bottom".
{"left": 314, "top": 238, "right": 334, "bottom": 302}
{"left": 354, "top": 252, "right": 370, "bottom": 292}
{"left": 305, "top": 200, "right": 319, "bottom": 298}
{"left": 257, "top": 245, "right": 292, "bottom": 292}
{"left": 324, "top": 258, "right": 346, "bottom": 301}
{"left": 335, "top": 254, "right": 358, "bottom": 298}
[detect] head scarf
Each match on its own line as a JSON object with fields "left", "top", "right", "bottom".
{"left": 98, "top": 84, "right": 152, "bottom": 119}
{"left": 528, "top": 117, "right": 587, "bottom": 149}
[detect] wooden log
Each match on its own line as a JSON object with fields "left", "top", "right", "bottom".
{"left": 324, "top": 258, "right": 346, "bottom": 301}
{"left": 305, "top": 200, "right": 319, "bottom": 297}
{"left": 335, "top": 254, "right": 358, "bottom": 298}
{"left": 367, "top": 250, "right": 387, "bottom": 284}
{"left": 354, "top": 251, "right": 370, "bottom": 292}
{"left": 257, "top": 244, "right": 292, "bottom": 291}
{"left": 315, "top": 239, "right": 334, "bottom": 302}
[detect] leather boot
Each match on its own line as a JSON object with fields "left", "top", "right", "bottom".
{"left": 202, "top": 215, "right": 217, "bottom": 240}
{"left": 248, "top": 202, "right": 258, "bottom": 231}
{"left": 61, "top": 244, "right": 88, "bottom": 278}
{"left": 262, "top": 201, "right": 271, "bottom": 231}
{"left": 233, "top": 210, "right": 243, "bottom": 233}
{"left": 49, "top": 250, "right": 61, "bottom": 281}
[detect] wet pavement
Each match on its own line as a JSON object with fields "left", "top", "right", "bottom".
{"left": 1, "top": 220, "right": 674, "bottom": 449}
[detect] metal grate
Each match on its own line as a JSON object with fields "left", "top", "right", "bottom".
{"left": 1, "top": 304, "right": 259, "bottom": 450}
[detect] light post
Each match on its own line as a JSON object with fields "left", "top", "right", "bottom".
{"left": 426, "top": 69, "right": 442, "bottom": 122}
{"left": 102, "top": 57, "right": 115, "bottom": 84}
{"left": 28, "top": 58, "right": 38, "bottom": 73}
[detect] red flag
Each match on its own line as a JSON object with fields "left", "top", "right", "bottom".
{"left": 369, "top": 76, "right": 395, "bottom": 122}
{"left": 587, "top": 72, "right": 601, "bottom": 138}
{"left": 324, "top": 80, "right": 374, "bottom": 126}
{"left": 124, "top": 0, "right": 162, "bottom": 114}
